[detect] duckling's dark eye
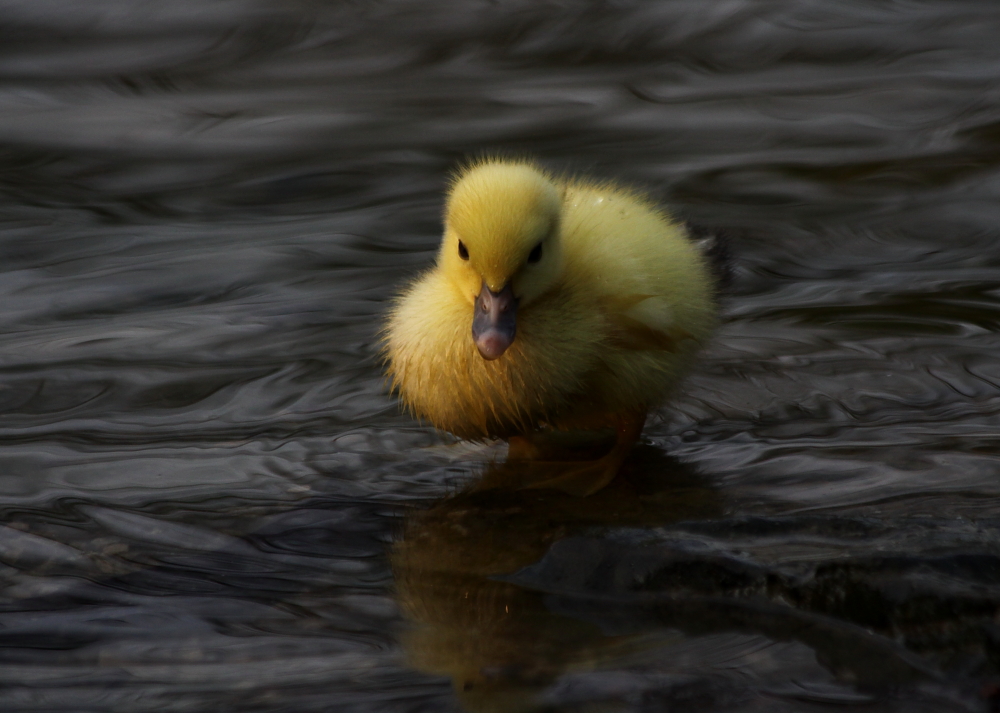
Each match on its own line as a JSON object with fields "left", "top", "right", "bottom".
{"left": 527, "top": 242, "right": 543, "bottom": 264}
{"left": 458, "top": 241, "right": 469, "bottom": 260}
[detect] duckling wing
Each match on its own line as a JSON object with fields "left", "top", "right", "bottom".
{"left": 604, "top": 294, "right": 694, "bottom": 351}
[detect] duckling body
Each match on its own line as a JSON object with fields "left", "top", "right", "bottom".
{"left": 385, "top": 159, "right": 718, "bottom": 481}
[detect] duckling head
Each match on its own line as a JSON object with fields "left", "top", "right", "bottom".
{"left": 440, "top": 160, "right": 564, "bottom": 360}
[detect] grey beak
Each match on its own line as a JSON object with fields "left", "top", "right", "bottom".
{"left": 472, "top": 281, "right": 517, "bottom": 360}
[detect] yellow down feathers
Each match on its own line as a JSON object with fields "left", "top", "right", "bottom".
{"left": 384, "top": 158, "right": 718, "bottom": 439}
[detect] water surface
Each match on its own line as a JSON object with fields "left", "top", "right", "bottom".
{"left": 3, "top": 1, "right": 1000, "bottom": 711}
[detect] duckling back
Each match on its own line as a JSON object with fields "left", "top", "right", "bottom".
{"left": 555, "top": 181, "right": 717, "bottom": 417}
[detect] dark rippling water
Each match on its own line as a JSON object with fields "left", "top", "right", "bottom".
{"left": 4, "top": 1, "right": 1000, "bottom": 711}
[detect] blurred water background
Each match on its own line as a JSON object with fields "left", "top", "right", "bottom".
{"left": 4, "top": 1, "right": 1000, "bottom": 711}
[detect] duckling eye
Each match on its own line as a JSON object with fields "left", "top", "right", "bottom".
{"left": 527, "top": 241, "right": 543, "bottom": 264}
{"left": 458, "top": 241, "right": 469, "bottom": 260}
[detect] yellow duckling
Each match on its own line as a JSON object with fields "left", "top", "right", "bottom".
{"left": 384, "top": 158, "right": 720, "bottom": 493}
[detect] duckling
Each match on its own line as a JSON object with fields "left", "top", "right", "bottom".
{"left": 384, "top": 158, "right": 720, "bottom": 494}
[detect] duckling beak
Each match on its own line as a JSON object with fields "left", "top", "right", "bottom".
{"left": 472, "top": 281, "right": 517, "bottom": 360}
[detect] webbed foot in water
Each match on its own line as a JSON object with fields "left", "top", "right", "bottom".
{"left": 506, "top": 412, "right": 646, "bottom": 496}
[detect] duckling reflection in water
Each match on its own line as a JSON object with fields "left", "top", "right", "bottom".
{"left": 391, "top": 449, "right": 722, "bottom": 712}
{"left": 384, "top": 158, "right": 726, "bottom": 494}
{"left": 392, "top": 455, "right": 936, "bottom": 712}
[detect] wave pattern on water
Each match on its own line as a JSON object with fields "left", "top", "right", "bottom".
{"left": 3, "top": 0, "right": 1000, "bottom": 711}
